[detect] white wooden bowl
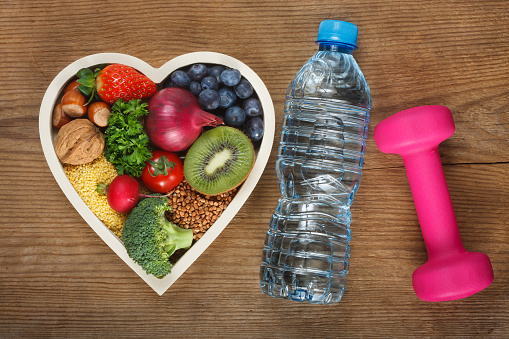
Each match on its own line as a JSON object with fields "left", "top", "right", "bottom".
{"left": 39, "top": 52, "right": 275, "bottom": 295}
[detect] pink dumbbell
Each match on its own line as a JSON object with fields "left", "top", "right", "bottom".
{"left": 374, "top": 105, "right": 494, "bottom": 302}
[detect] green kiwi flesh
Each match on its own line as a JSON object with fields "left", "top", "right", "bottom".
{"left": 184, "top": 126, "right": 255, "bottom": 195}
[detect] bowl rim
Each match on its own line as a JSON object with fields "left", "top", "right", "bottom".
{"left": 39, "top": 52, "right": 275, "bottom": 295}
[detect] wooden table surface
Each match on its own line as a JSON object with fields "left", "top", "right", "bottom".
{"left": 1, "top": 0, "right": 508, "bottom": 337}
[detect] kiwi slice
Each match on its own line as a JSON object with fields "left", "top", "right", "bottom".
{"left": 184, "top": 126, "right": 255, "bottom": 195}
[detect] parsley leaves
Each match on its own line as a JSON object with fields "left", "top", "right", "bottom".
{"left": 104, "top": 99, "right": 152, "bottom": 177}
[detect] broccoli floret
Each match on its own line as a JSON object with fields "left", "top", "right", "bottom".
{"left": 122, "top": 197, "right": 193, "bottom": 278}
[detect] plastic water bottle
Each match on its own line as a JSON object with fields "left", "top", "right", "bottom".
{"left": 259, "top": 20, "right": 372, "bottom": 304}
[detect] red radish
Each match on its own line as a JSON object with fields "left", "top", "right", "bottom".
{"left": 97, "top": 175, "right": 175, "bottom": 213}
{"left": 97, "top": 175, "right": 140, "bottom": 213}
{"left": 146, "top": 87, "right": 223, "bottom": 152}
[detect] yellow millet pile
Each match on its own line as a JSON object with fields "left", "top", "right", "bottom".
{"left": 63, "top": 154, "right": 127, "bottom": 237}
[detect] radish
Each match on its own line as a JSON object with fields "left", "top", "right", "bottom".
{"left": 146, "top": 87, "right": 223, "bottom": 152}
{"left": 97, "top": 175, "right": 175, "bottom": 214}
{"left": 97, "top": 175, "right": 140, "bottom": 213}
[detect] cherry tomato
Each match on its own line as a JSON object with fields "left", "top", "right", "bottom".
{"left": 141, "top": 150, "right": 184, "bottom": 193}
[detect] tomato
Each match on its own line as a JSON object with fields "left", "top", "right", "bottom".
{"left": 141, "top": 150, "right": 184, "bottom": 193}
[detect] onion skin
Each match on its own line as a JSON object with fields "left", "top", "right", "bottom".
{"left": 146, "top": 88, "right": 223, "bottom": 152}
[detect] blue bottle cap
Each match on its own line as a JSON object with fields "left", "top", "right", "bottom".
{"left": 316, "top": 20, "right": 358, "bottom": 49}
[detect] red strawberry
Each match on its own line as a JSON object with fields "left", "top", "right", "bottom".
{"left": 76, "top": 64, "right": 157, "bottom": 105}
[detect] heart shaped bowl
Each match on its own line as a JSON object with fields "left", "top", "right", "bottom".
{"left": 39, "top": 52, "right": 275, "bottom": 295}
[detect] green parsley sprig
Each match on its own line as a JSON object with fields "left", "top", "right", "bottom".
{"left": 104, "top": 99, "right": 152, "bottom": 177}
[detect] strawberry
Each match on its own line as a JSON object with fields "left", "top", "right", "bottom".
{"left": 77, "top": 64, "right": 157, "bottom": 105}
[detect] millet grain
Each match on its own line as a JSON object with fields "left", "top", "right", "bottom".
{"left": 63, "top": 154, "right": 127, "bottom": 237}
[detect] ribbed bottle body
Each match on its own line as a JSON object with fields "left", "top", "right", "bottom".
{"left": 260, "top": 47, "right": 371, "bottom": 304}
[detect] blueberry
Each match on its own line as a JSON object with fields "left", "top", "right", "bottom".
{"left": 170, "top": 70, "right": 191, "bottom": 88}
{"left": 189, "top": 81, "right": 202, "bottom": 96}
{"left": 234, "top": 78, "right": 253, "bottom": 99}
{"left": 218, "top": 87, "right": 236, "bottom": 109}
{"left": 208, "top": 65, "right": 225, "bottom": 82}
{"left": 220, "top": 69, "right": 242, "bottom": 87}
{"left": 201, "top": 76, "right": 219, "bottom": 91}
{"left": 245, "top": 117, "right": 264, "bottom": 142}
{"left": 198, "top": 89, "right": 221, "bottom": 110}
{"left": 188, "top": 64, "right": 208, "bottom": 82}
{"left": 224, "top": 106, "right": 246, "bottom": 128}
{"left": 163, "top": 78, "right": 175, "bottom": 88}
{"left": 242, "top": 97, "right": 262, "bottom": 117}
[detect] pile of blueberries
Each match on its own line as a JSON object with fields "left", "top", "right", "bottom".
{"left": 164, "top": 63, "right": 264, "bottom": 143}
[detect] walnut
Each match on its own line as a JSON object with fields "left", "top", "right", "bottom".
{"left": 54, "top": 118, "right": 104, "bottom": 165}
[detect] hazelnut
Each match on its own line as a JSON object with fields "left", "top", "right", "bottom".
{"left": 63, "top": 79, "right": 81, "bottom": 94}
{"left": 52, "top": 103, "right": 72, "bottom": 129}
{"left": 88, "top": 102, "right": 111, "bottom": 127}
{"left": 61, "top": 90, "right": 87, "bottom": 118}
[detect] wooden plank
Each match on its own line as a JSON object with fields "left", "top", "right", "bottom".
{"left": 0, "top": 0, "right": 508, "bottom": 337}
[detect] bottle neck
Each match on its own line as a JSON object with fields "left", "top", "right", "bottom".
{"left": 318, "top": 42, "right": 354, "bottom": 54}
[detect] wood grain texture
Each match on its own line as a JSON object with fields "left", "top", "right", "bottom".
{"left": 1, "top": 0, "right": 508, "bottom": 337}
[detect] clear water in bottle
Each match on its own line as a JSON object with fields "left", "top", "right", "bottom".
{"left": 259, "top": 20, "right": 372, "bottom": 304}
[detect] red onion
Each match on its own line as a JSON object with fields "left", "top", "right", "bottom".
{"left": 146, "top": 87, "right": 223, "bottom": 152}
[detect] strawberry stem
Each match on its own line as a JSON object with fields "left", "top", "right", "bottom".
{"left": 76, "top": 67, "right": 102, "bottom": 105}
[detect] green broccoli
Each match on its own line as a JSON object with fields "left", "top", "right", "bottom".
{"left": 122, "top": 196, "right": 193, "bottom": 278}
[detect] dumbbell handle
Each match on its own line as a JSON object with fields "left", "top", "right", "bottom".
{"left": 402, "top": 147, "right": 466, "bottom": 258}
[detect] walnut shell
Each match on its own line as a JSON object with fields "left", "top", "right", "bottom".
{"left": 54, "top": 118, "right": 104, "bottom": 165}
